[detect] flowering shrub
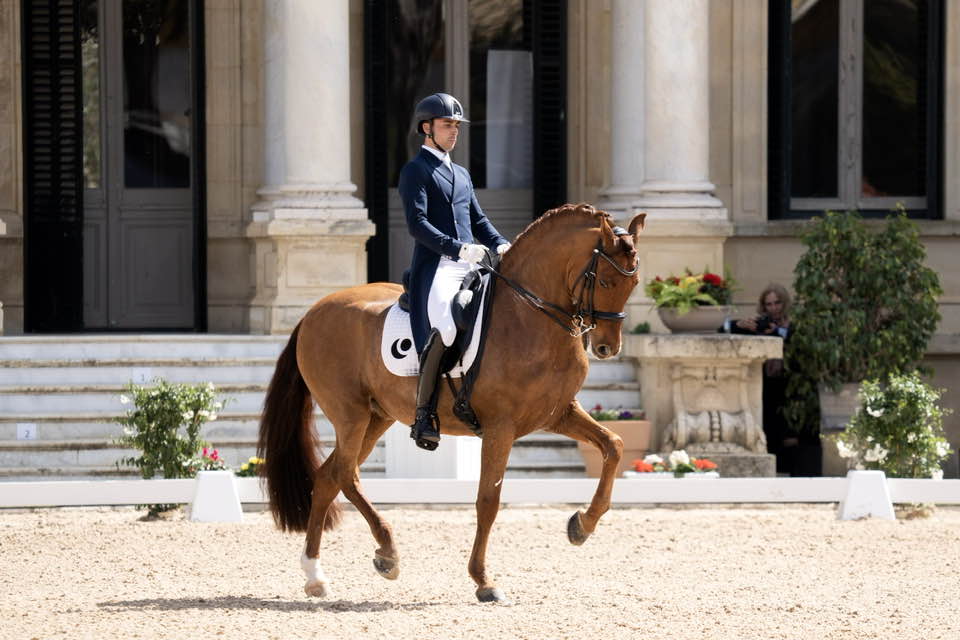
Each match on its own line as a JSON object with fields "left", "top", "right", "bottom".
{"left": 644, "top": 268, "right": 736, "bottom": 315}
{"left": 236, "top": 456, "right": 265, "bottom": 478}
{"left": 115, "top": 379, "right": 228, "bottom": 515}
{"left": 184, "top": 447, "right": 230, "bottom": 475}
{"left": 632, "top": 450, "right": 718, "bottom": 476}
{"left": 832, "top": 372, "right": 952, "bottom": 479}
{"left": 589, "top": 404, "right": 644, "bottom": 421}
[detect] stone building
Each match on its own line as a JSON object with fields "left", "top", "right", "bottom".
{"left": 0, "top": 1, "right": 957, "bottom": 469}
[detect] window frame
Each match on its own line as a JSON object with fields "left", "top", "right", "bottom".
{"left": 768, "top": 0, "right": 944, "bottom": 220}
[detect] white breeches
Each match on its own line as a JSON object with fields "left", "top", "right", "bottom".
{"left": 428, "top": 256, "right": 478, "bottom": 347}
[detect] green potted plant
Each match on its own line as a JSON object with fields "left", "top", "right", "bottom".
{"left": 832, "top": 372, "right": 952, "bottom": 480}
{"left": 644, "top": 268, "right": 737, "bottom": 332}
{"left": 578, "top": 405, "right": 651, "bottom": 478}
{"left": 786, "top": 208, "right": 942, "bottom": 475}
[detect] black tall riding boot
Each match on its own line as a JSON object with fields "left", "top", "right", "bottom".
{"left": 410, "top": 330, "right": 448, "bottom": 451}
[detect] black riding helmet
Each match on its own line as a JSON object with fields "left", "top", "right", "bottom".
{"left": 415, "top": 93, "right": 468, "bottom": 153}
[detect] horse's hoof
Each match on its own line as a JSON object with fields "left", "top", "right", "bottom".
{"left": 567, "top": 510, "right": 591, "bottom": 546}
{"left": 304, "top": 579, "right": 332, "bottom": 598}
{"left": 476, "top": 587, "right": 511, "bottom": 605}
{"left": 373, "top": 552, "right": 400, "bottom": 580}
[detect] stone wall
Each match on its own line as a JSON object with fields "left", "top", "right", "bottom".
{"left": 0, "top": 0, "right": 22, "bottom": 334}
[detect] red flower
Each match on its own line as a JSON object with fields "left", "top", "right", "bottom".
{"left": 694, "top": 458, "right": 717, "bottom": 471}
{"left": 202, "top": 447, "right": 208, "bottom": 457}
{"left": 655, "top": 276, "right": 663, "bottom": 282}
{"left": 703, "top": 273, "right": 723, "bottom": 286}
{"left": 633, "top": 460, "right": 654, "bottom": 473}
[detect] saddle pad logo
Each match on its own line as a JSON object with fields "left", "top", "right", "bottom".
{"left": 380, "top": 294, "right": 486, "bottom": 378}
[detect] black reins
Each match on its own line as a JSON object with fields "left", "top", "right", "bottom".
{"left": 481, "top": 226, "right": 638, "bottom": 337}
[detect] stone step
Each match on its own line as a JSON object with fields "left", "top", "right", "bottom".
{"left": 583, "top": 356, "right": 638, "bottom": 382}
{"left": 0, "top": 384, "right": 265, "bottom": 416}
{"left": 0, "top": 439, "right": 385, "bottom": 471}
{"left": 0, "top": 335, "right": 287, "bottom": 361}
{"left": 0, "top": 360, "right": 277, "bottom": 387}
{"left": 576, "top": 382, "right": 641, "bottom": 412}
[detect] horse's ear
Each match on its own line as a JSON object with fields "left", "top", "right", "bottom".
{"left": 628, "top": 212, "right": 647, "bottom": 237}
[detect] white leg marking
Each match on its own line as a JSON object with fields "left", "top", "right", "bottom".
{"left": 301, "top": 552, "right": 331, "bottom": 598}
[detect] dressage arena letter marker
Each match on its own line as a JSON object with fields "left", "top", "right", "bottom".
{"left": 190, "top": 470, "right": 243, "bottom": 522}
{"left": 16, "top": 423, "right": 37, "bottom": 440}
{"left": 837, "top": 470, "right": 895, "bottom": 521}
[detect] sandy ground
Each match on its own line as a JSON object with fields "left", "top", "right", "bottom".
{"left": 0, "top": 504, "right": 958, "bottom": 640}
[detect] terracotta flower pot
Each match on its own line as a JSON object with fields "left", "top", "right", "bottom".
{"left": 577, "top": 419, "right": 652, "bottom": 478}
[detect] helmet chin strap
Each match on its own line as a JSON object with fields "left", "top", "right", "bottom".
{"left": 426, "top": 120, "right": 448, "bottom": 154}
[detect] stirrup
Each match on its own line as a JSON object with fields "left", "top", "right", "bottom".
{"left": 410, "top": 408, "right": 440, "bottom": 452}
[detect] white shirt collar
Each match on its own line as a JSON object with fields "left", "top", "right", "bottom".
{"left": 422, "top": 144, "right": 451, "bottom": 168}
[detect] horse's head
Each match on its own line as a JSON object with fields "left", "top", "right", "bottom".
{"left": 579, "top": 207, "right": 646, "bottom": 359}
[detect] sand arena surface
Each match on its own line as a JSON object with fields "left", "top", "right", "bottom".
{"left": 1, "top": 504, "right": 958, "bottom": 640}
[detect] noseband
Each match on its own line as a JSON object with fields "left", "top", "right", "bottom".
{"left": 484, "top": 226, "right": 639, "bottom": 337}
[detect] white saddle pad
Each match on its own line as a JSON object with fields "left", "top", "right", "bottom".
{"left": 380, "top": 283, "right": 489, "bottom": 378}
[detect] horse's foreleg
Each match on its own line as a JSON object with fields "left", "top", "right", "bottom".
{"left": 550, "top": 402, "right": 623, "bottom": 545}
{"left": 340, "top": 414, "right": 400, "bottom": 580}
{"left": 469, "top": 432, "right": 514, "bottom": 604}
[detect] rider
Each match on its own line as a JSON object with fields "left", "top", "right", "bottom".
{"left": 398, "top": 92, "right": 511, "bottom": 452}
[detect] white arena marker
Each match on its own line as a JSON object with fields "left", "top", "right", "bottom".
{"left": 837, "top": 470, "right": 895, "bottom": 521}
{"left": 190, "top": 470, "right": 243, "bottom": 523}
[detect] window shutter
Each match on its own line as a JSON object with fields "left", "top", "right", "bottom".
{"left": 531, "top": 0, "right": 566, "bottom": 218}
{"left": 22, "top": 0, "right": 84, "bottom": 331}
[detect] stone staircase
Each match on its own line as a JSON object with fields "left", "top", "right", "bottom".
{"left": 0, "top": 335, "right": 641, "bottom": 481}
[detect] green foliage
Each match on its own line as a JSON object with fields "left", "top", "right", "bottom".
{"left": 630, "top": 321, "right": 651, "bottom": 334}
{"left": 784, "top": 208, "right": 941, "bottom": 433}
{"left": 832, "top": 372, "right": 952, "bottom": 478}
{"left": 115, "top": 380, "right": 227, "bottom": 514}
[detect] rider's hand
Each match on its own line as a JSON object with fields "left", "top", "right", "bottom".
{"left": 458, "top": 243, "right": 486, "bottom": 264}
{"left": 496, "top": 243, "right": 511, "bottom": 255}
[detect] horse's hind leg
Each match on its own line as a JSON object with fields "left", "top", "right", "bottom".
{"left": 301, "top": 402, "right": 372, "bottom": 598}
{"left": 302, "top": 450, "right": 343, "bottom": 598}
{"left": 339, "top": 414, "right": 401, "bottom": 580}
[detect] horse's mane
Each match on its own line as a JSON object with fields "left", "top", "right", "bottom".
{"left": 510, "top": 203, "right": 611, "bottom": 253}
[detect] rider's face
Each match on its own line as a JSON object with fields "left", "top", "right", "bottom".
{"left": 426, "top": 118, "right": 460, "bottom": 151}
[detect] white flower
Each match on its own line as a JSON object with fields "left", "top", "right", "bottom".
{"left": 183, "top": 410, "right": 194, "bottom": 420}
{"left": 907, "top": 432, "right": 917, "bottom": 443}
{"left": 644, "top": 454, "right": 663, "bottom": 465}
{"left": 863, "top": 445, "right": 887, "bottom": 463}
{"left": 208, "top": 413, "right": 218, "bottom": 421}
{"left": 835, "top": 440, "right": 856, "bottom": 459}
{"left": 935, "top": 442, "right": 949, "bottom": 457}
{"left": 866, "top": 406, "right": 883, "bottom": 418}
{"left": 119, "top": 394, "right": 130, "bottom": 404}
{"left": 197, "top": 410, "right": 210, "bottom": 419}
{"left": 931, "top": 469, "right": 944, "bottom": 480}
{"left": 668, "top": 450, "right": 690, "bottom": 467}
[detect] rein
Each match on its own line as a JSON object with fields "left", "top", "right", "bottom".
{"left": 482, "top": 226, "right": 638, "bottom": 338}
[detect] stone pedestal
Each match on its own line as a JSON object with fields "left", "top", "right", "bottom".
{"left": 624, "top": 334, "right": 783, "bottom": 477}
{"left": 247, "top": 0, "right": 374, "bottom": 333}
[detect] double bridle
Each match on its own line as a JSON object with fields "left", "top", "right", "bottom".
{"left": 482, "top": 227, "right": 639, "bottom": 337}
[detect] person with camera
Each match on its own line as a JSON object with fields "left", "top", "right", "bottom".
{"left": 725, "top": 283, "right": 819, "bottom": 475}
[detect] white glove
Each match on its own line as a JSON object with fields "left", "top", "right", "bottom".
{"left": 458, "top": 243, "right": 486, "bottom": 264}
{"left": 496, "top": 243, "right": 511, "bottom": 256}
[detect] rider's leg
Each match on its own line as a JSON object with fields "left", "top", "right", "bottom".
{"left": 410, "top": 328, "right": 446, "bottom": 450}
{"left": 410, "top": 257, "right": 473, "bottom": 451}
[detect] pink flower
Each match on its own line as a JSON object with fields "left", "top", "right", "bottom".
{"left": 210, "top": 449, "right": 219, "bottom": 461}
{"left": 202, "top": 447, "right": 208, "bottom": 457}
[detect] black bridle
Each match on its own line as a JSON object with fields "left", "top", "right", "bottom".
{"left": 482, "top": 227, "right": 639, "bottom": 337}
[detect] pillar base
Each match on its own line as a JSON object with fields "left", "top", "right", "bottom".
{"left": 246, "top": 186, "right": 374, "bottom": 334}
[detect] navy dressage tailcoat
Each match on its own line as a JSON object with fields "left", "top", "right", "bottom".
{"left": 399, "top": 147, "right": 507, "bottom": 353}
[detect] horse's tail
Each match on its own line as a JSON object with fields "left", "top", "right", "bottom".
{"left": 257, "top": 321, "right": 342, "bottom": 533}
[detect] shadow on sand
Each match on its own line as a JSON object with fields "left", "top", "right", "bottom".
{"left": 98, "top": 595, "right": 443, "bottom": 613}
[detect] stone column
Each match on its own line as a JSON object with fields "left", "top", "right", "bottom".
{"left": 597, "top": 0, "right": 645, "bottom": 220}
{"left": 630, "top": 0, "right": 733, "bottom": 332}
{"left": 246, "top": 0, "right": 374, "bottom": 333}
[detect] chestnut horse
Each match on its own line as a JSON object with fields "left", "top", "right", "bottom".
{"left": 258, "top": 203, "right": 646, "bottom": 603}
